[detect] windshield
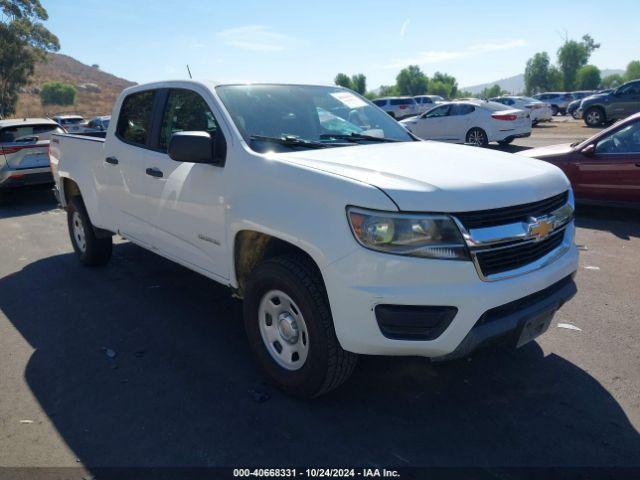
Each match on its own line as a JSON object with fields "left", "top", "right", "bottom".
{"left": 215, "top": 84, "right": 414, "bottom": 153}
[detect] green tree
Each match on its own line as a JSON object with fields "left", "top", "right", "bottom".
{"left": 480, "top": 84, "right": 506, "bottom": 99}
{"left": 378, "top": 84, "right": 398, "bottom": 97}
{"left": 396, "top": 65, "right": 428, "bottom": 96}
{"left": 557, "top": 34, "right": 600, "bottom": 90}
{"left": 0, "top": 0, "right": 59, "bottom": 118}
{"left": 548, "top": 66, "right": 564, "bottom": 90}
{"left": 576, "top": 65, "right": 601, "bottom": 89}
{"left": 334, "top": 73, "right": 352, "bottom": 89}
{"left": 350, "top": 73, "right": 366, "bottom": 94}
{"left": 40, "top": 82, "right": 76, "bottom": 106}
{"left": 524, "top": 52, "right": 554, "bottom": 94}
{"left": 601, "top": 73, "right": 624, "bottom": 88}
{"left": 625, "top": 60, "right": 640, "bottom": 81}
{"left": 430, "top": 71, "right": 457, "bottom": 98}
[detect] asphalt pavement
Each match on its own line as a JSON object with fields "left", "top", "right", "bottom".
{"left": 0, "top": 120, "right": 638, "bottom": 472}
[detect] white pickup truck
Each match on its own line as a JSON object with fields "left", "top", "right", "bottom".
{"left": 50, "top": 81, "right": 579, "bottom": 397}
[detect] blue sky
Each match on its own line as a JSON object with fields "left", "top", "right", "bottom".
{"left": 43, "top": 0, "right": 640, "bottom": 89}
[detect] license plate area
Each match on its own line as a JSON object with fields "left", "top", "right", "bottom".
{"left": 516, "top": 310, "right": 554, "bottom": 348}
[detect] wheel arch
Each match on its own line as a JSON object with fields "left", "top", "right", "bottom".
{"left": 232, "top": 230, "right": 324, "bottom": 299}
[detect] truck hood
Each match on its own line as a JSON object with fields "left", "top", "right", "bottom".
{"left": 517, "top": 143, "right": 575, "bottom": 159}
{"left": 274, "top": 141, "right": 569, "bottom": 212}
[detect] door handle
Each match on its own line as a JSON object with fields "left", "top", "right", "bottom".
{"left": 145, "top": 167, "right": 163, "bottom": 178}
{"left": 105, "top": 156, "right": 118, "bottom": 165}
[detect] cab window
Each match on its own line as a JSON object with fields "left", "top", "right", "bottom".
{"left": 595, "top": 122, "right": 640, "bottom": 154}
{"left": 425, "top": 105, "right": 450, "bottom": 118}
{"left": 159, "top": 89, "right": 219, "bottom": 151}
{"left": 116, "top": 90, "right": 156, "bottom": 146}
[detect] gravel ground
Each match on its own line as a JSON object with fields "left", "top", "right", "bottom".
{"left": 0, "top": 118, "right": 638, "bottom": 473}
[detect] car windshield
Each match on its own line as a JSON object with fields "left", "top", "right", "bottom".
{"left": 216, "top": 85, "right": 414, "bottom": 152}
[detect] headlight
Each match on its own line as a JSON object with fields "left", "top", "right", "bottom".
{"left": 347, "top": 207, "right": 469, "bottom": 260}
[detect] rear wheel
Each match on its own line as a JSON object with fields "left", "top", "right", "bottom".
{"left": 244, "top": 255, "right": 357, "bottom": 398}
{"left": 584, "top": 107, "right": 605, "bottom": 127}
{"left": 466, "top": 128, "right": 489, "bottom": 147}
{"left": 550, "top": 105, "right": 559, "bottom": 116}
{"left": 67, "top": 196, "right": 112, "bottom": 266}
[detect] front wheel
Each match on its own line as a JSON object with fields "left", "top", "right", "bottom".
{"left": 244, "top": 255, "right": 357, "bottom": 398}
{"left": 584, "top": 107, "right": 605, "bottom": 127}
{"left": 67, "top": 196, "right": 112, "bottom": 266}
{"left": 466, "top": 128, "right": 489, "bottom": 147}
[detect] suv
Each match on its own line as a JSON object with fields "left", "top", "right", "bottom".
{"left": 414, "top": 95, "right": 444, "bottom": 114}
{"left": 0, "top": 118, "right": 64, "bottom": 198}
{"left": 372, "top": 96, "right": 419, "bottom": 119}
{"left": 581, "top": 80, "right": 640, "bottom": 127}
{"left": 532, "top": 92, "right": 574, "bottom": 116}
{"left": 52, "top": 115, "right": 87, "bottom": 133}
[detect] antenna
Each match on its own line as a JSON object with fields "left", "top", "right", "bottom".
{"left": 186, "top": 64, "right": 193, "bottom": 79}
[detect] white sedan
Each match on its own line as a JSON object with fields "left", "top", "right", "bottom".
{"left": 490, "top": 96, "right": 553, "bottom": 124}
{"left": 400, "top": 100, "right": 532, "bottom": 146}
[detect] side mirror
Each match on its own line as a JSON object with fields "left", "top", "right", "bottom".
{"left": 581, "top": 143, "right": 596, "bottom": 156}
{"left": 169, "top": 131, "right": 214, "bottom": 164}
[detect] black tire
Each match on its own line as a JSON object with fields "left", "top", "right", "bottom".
{"left": 584, "top": 107, "right": 605, "bottom": 127}
{"left": 559, "top": 109, "right": 567, "bottom": 116}
{"left": 497, "top": 138, "right": 514, "bottom": 146}
{"left": 388, "top": 111, "right": 396, "bottom": 119}
{"left": 67, "top": 196, "right": 112, "bottom": 266}
{"left": 550, "top": 105, "right": 559, "bottom": 116}
{"left": 244, "top": 255, "right": 357, "bottom": 398}
{"left": 465, "top": 127, "right": 489, "bottom": 147}
{"left": 571, "top": 110, "right": 580, "bottom": 120}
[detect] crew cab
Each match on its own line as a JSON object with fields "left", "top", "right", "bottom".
{"left": 50, "top": 81, "right": 579, "bottom": 397}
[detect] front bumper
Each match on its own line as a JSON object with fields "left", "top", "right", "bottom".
{"left": 323, "top": 232, "right": 579, "bottom": 357}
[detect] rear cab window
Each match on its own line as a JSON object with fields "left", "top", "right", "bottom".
{"left": 116, "top": 90, "right": 156, "bottom": 146}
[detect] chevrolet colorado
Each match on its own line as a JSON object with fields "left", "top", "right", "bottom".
{"left": 50, "top": 81, "right": 579, "bottom": 397}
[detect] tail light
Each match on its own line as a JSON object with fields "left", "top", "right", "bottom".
{"left": 492, "top": 113, "right": 518, "bottom": 121}
{"left": 0, "top": 146, "right": 23, "bottom": 155}
{"left": 399, "top": 105, "right": 407, "bottom": 110}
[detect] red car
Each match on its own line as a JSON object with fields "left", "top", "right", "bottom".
{"left": 519, "top": 112, "right": 640, "bottom": 206}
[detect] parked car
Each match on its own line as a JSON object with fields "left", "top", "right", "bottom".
{"left": 50, "top": 81, "right": 578, "bottom": 397}
{"left": 518, "top": 111, "right": 640, "bottom": 206}
{"left": 0, "top": 118, "right": 64, "bottom": 197}
{"left": 414, "top": 95, "right": 445, "bottom": 113}
{"left": 401, "top": 100, "right": 531, "bottom": 146}
{"left": 532, "top": 92, "right": 574, "bottom": 116}
{"left": 85, "top": 115, "right": 110, "bottom": 132}
{"left": 490, "top": 96, "right": 553, "bottom": 124}
{"left": 580, "top": 79, "right": 640, "bottom": 127}
{"left": 372, "top": 96, "right": 419, "bottom": 119}
{"left": 52, "top": 115, "right": 87, "bottom": 133}
{"left": 563, "top": 91, "right": 594, "bottom": 119}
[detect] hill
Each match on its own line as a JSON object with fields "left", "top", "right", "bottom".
{"left": 15, "top": 53, "right": 136, "bottom": 118}
{"left": 462, "top": 69, "right": 625, "bottom": 94}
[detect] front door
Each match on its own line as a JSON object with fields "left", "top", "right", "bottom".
{"left": 574, "top": 120, "right": 640, "bottom": 203}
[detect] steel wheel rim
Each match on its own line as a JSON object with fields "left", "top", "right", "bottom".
{"left": 72, "top": 211, "right": 87, "bottom": 253}
{"left": 258, "top": 289, "right": 309, "bottom": 371}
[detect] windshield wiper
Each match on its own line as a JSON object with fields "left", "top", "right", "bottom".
{"left": 250, "top": 134, "right": 329, "bottom": 149}
{"left": 319, "top": 132, "right": 401, "bottom": 143}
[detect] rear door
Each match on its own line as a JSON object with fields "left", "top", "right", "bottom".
{"left": 574, "top": 120, "right": 640, "bottom": 202}
{"left": 446, "top": 103, "right": 476, "bottom": 142}
{"left": 0, "top": 124, "right": 62, "bottom": 170}
{"left": 616, "top": 81, "right": 640, "bottom": 118}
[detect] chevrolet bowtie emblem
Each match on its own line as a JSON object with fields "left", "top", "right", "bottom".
{"left": 527, "top": 217, "right": 554, "bottom": 241}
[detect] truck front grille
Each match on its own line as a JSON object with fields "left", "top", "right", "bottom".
{"left": 474, "top": 229, "right": 565, "bottom": 277}
{"left": 453, "top": 191, "right": 568, "bottom": 229}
